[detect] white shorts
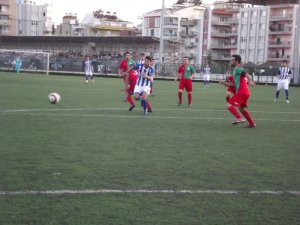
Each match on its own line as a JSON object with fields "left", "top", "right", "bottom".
{"left": 134, "top": 85, "right": 151, "bottom": 95}
{"left": 203, "top": 75, "right": 210, "bottom": 81}
{"left": 276, "top": 79, "right": 289, "bottom": 91}
{"left": 85, "top": 72, "right": 93, "bottom": 76}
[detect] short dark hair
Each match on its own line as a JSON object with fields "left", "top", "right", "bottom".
{"left": 283, "top": 60, "right": 288, "bottom": 63}
{"left": 232, "top": 54, "right": 242, "bottom": 63}
{"left": 124, "top": 52, "right": 131, "bottom": 56}
{"left": 145, "top": 56, "right": 152, "bottom": 61}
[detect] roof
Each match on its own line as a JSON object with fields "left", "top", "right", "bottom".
{"left": 256, "top": 61, "right": 282, "bottom": 69}
{"left": 243, "top": 62, "right": 257, "bottom": 68}
{"left": 0, "top": 36, "right": 160, "bottom": 44}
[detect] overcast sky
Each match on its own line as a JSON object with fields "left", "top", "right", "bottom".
{"left": 35, "top": 0, "right": 214, "bottom": 25}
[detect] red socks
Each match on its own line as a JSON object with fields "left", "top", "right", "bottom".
{"left": 188, "top": 93, "right": 192, "bottom": 105}
{"left": 227, "top": 105, "right": 242, "bottom": 119}
{"left": 241, "top": 110, "right": 255, "bottom": 125}
{"left": 178, "top": 92, "right": 182, "bottom": 104}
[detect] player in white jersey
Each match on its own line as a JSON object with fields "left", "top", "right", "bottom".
{"left": 202, "top": 64, "right": 211, "bottom": 88}
{"left": 134, "top": 56, "right": 154, "bottom": 115}
{"left": 84, "top": 56, "right": 94, "bottom": 84}
{"left": 274, "top": 60, "right": 292, "bottom": 103}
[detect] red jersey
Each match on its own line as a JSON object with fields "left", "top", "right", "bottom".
{"left": 226, "top": 75, "right": 236, "bottom": 94}
{"left": 119, "top": 59, "right": 128, "bottom": 72}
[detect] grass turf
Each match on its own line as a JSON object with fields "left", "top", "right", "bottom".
{"left": 0, "top": 72, "right": 299, "bottom": 225}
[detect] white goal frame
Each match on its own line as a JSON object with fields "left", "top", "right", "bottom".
{"left": 0, "top": 49, "right": 50, "bottom": 75}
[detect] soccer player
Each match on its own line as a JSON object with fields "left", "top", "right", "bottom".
{"left": 118, "top": 52, "right": 134, "bottom": 100}
{"left": 223, "top": 54, "right": 256, "bottom": 128}
{"left": 126, "top": 67, "right": 139, "bottom": 111}
{"left": 133, "top": 56, "right": 154, "bottom": 115}
{"left": 274, "top": 60, "right": 293, "bottom": 103}
{"left": 84, "top": 56, "right": 94, "bottom": 84}
{"left": 219, "top": 72, "right": 236, "bottom": 102}
{"left": 175, "top": 56, "right": 196, "bottom": 107}
{"left": 202, "top": 64, "right": 211, "bottom": 88}
{"left": 14, "top": 56, "right": 22, "bottom": 74}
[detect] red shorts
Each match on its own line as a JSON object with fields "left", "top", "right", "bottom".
{"left": 228, "top": 93, "right": 249, "bottom": 108}
{"left": 179, "top": 79, "right": 192, "bottom": 92}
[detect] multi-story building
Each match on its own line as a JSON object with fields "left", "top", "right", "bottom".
{"left": 80, "top": 10, "right": 136, "bottom": 37}
{"left": 16, "top": 0, "right": 53, "bottom": 36}
{"left": 142, "top": 3, "right": 206, "bottom": 64}
{"left": 0, "top": 0, "right": 17, "bottom": 35}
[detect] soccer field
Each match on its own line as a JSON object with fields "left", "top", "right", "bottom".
{"left": 0, "top": 72, "right": 299, "bottom": 225}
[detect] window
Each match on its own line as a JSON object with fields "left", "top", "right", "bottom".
{"left": 155, "top": 18, "right": 160, "bottom": 27}
{"left": 250, "top": 24, "right": 256, "bottom": 30}
{"left": 144, "top": 18, "right": 149, "bottom": 28}
{"left": 259, "top": 36, "right": 264, "bottom": 42}
{"left": 150, "top": 29, "right": 155, "bottom": 37}
{"left": 260, "top": 10, "right": 266, "bottom": 17}
{"left": 251, "top": 11, "right": 257, "bottom": 17}
{"left": 240, "top": 49, "right": 246, "bottom": 54}
{"left": 259, "top": 23, "right": 266, "bottom": 30}
{"left": 242, "top": 12, "right": 248, "bottom": 17}
{"left": 241, "top": 37, "right": 247, "bottom": 43}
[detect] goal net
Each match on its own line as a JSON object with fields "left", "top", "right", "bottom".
{"left": 0, "top": 49, "right": 50, "bottom": 75}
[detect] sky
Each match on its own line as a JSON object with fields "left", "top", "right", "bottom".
{"left": 35, "top": 0, "right": 213, "bottom": 25}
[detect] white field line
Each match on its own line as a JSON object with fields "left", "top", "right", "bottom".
{"left": 1, "top": 112, "right": 300, "bottom": 123}
{"left": 1, "top": 107, "right": 300, "bottom": 114}
{"left": 0, "top": 189, "right": 299, "bottom": 196}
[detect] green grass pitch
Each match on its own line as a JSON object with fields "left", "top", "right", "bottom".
{"left": 0, "top": 72, "right": 299, "bottom": 225}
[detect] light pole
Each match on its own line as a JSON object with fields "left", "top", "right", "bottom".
{"left": 293, "top": 3, "right": 300, "bottom": 84}
{"left": 159, "top": 0, "right": 165, "bottom": 65}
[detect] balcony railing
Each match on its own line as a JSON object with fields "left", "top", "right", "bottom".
{"left": 269, "top": 14, "right": 293, "bottom": 21}
{"left": 268, "top": 54, "right": 290, "bottom": 61}
{"left": 269, "top": 27, "right": 293, "bottom": 34}
{"left": 268, "top": 41, "right": 291, "bottom": 48}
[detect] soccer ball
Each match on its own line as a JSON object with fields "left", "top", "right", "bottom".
{"left": 48, "top": 92, "right": 61, "bottom": 104}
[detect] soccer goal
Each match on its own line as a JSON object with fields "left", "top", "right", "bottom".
{"left": 0, "top": 49, "right": 50, "bottom": 75}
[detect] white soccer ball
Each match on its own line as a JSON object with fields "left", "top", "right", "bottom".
{"left": 48, "top": 92, "right": 61, "bottom": 104}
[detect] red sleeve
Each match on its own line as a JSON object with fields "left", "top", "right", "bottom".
{"left": 177, "top": 65, "right": 183, "bottom": 74}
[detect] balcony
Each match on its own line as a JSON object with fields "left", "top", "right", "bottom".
{"left": 180, "top": 31, "right": 187, "bottom": 37}
{"left": 267, "top": 54, "right": 290, "bottom": 61}
{"left": 269, "top": 27, "right": 293, "bottom": 35}
{"left": 188, "top": 31, "right": 197, "bottom": 37}
{"left": 180, "top": 20, "right": 197, "bottom": 27}
{"left": 212, "top": 54, "right": 231, "bottom": 61}
{"left": 211, "top": 43, "right": 237, "bottom": 49}
{"left": 211, "top": 19, "right": 231, "bottom": 26}
{"left": 269, "top": 14, "right": 293, "bottom": 22}
{"left": 211, "top": 30, "right": 237, "bottom": 37}
{"left": 189, "top": 53, "right": 195, "bottom": 58}
{"left": 186, "top": 42, "right": 196, "bottom": 48}
{"left": 0, "top": 19, "right": 10, "bottom": 26}
{"left": 268, "top": 41, "right": 291, "bottom": 48}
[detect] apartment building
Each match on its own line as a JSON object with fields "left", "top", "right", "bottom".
{"left": 142, "top": 3, "right": 206, "bottom": 64}
{"left": 0, "top": 0, "right": 17, "bottom": 35}
{"left": 80, "top": 10, "right": 136, "bottom": 37}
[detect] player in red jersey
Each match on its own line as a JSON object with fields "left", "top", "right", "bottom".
{"left": 219, "top": 71, "right": 236, "bottom": 102}
{"left": 126, "top": 69, "right": 139, "bottom": 111}
{"left": 118, "top": 52, "right": 132, "bottom": 101}
{"left": 221, "top": 55, "right": 256, "bottom": 128}
{"left": 175, "top": 56, "right": 196, "bottom": 107}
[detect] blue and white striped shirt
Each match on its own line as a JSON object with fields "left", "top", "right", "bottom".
{"left": 277, "top": 67, "right": 292, "bottom": 80}
{"left": 136, "top": 65, "right": 154, "bottom": 87}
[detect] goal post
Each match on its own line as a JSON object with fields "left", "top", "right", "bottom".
{"left": 0, "top": 49, "right": 51, "bottom": 75}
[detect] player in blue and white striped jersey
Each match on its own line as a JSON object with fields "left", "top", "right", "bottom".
{"left": 134, "top": 56, "right": 154, "bottom": 115}
{"left": 274, "top": 60, "right": 292, "bottom": 103}
{"left": 84, "top": 56, "right": 94, "bottom": 84}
